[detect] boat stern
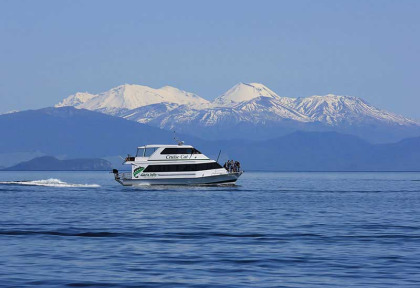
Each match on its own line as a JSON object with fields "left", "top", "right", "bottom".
{"left": 112, "top": 169, "right": 132, "bottom": 186}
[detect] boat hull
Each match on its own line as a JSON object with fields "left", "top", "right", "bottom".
{"left": 115, "top": 172, "right": 242, "bottom": 186}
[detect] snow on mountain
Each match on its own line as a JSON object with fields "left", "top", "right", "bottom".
{"left": 212, "top": 83, "right": 281, "bottom": 107}
{"left": 56, "top": 82, "right": 419, "bottom": 142}
{"left": 56, "top": 84, "right": 209, "bottom": 114}
{"left": 56, "top": 92, "right": 97, "bottom": 107}
{"left": 153, "top": 100, "right": 310, "bottom": 129}
{"left": 118, "top": 102, "right": 181, "bottom": 124}
{"left": 0, "top": 110, "right": 19, "bottom": 115}
{"left": 293, "top": 94, "right": 417, "bottom": 126}
{"left": 232, "top": 96, "right": 310, "bottom": 123}
{"left": 114, "top": 92, "right": 310, "bottom": 128}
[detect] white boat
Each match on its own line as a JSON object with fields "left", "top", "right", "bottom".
{"left": 112, "top": 144, "right": 243, "bottom": 186}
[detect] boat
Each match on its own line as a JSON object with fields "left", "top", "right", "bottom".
{"left": 112, "top": 143, "right": 243, "bottom": 186}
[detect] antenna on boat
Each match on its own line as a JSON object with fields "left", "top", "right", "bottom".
{"left": 216, "top": 150, "right": 222, "bottom": 163}
{"left": 173, "top": 130, "right": 184, "bottom": 146}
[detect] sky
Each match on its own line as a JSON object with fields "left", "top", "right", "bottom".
{"left": 1, "top": 0, "right": 419, "bottom": 118}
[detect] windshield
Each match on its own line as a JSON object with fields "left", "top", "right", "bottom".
{"left": 136, "top": 147, "right": 158, "bottom": 157}
{"left": 144, "top": 148, "right": 157, "bottom": 157}
{"left": 136, "top": 148, "right": 143, "bottom": 157}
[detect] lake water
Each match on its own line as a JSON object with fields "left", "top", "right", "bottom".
{"left": 1, "top": 171, "right": 420, "bottom": 287}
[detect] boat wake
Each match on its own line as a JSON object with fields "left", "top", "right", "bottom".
{"left": 0, "top": 178, "right": 100, "bottom": 188}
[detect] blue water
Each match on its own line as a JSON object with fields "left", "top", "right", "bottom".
{"left": 1, "top": 171, "right": 420, "bottom": 287}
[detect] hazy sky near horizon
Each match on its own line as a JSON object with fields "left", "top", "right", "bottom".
{"left": 1, "top": 0, "right": 419, "bottom": 118}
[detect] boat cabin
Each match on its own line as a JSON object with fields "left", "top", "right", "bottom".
{"left": 124, "top": 144, "right": 209, "bottom": 163}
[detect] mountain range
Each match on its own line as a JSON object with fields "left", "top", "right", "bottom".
{"left": 1, "top": 82, "right": 419, "bottom": 171}
{"left": 56, "top": 83, "right": 420, "bottom": 143}
{"left": 1, "top": 107, "right": 420, "bottom": 171}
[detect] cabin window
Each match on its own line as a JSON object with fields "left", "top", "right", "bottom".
{"left": 137, "top": 148, "right": 158, "bottom": 157}
{"left": 160, "top": 148, "right": 202, "bottom": 154}
{"left": 144, "top": 148, "right": 158, "bottom": 157}
{"left": 143, "top": 162, "right": 222, "bottom": 172}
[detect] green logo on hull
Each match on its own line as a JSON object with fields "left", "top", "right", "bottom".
{"left": 133, "top": 166, "right": 145, "bottom": 178}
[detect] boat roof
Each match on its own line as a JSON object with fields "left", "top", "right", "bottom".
{"left": 137, "top": 144, "right": 194, "bottom": 149}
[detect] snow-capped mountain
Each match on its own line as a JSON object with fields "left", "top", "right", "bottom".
{"left": 213, "top": 82, "right": 282, "bottom": 107}
{"left": 56, "top": 82, "right": 420, "bottom": 143}
{"left": 292, "top": 94, "right": 415, "bottom": 126}
{"left": 56, "top": 84, "right": 209, "bottom": 115}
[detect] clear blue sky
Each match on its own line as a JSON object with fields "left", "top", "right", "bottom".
{"left": 1, "top": 0, "right": 419, "bottom": 118}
